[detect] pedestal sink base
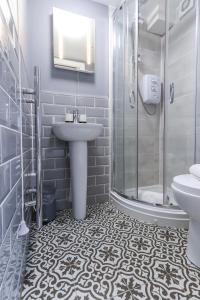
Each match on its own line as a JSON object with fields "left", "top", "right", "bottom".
{"left": 52, "top": 122, "right": 103, "bottom": 220}
{"left": 69, "top": 141, "right": 87, "bottom": 220}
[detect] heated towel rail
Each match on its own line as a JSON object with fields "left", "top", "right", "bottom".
{"left": 23, "top": 66, "right": 43, "bottom": 228}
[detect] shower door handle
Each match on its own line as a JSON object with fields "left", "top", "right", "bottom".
{"left": 170, "top": 82, "right": 174, "bottom": 104}
{"left": 129, "top": 90, "right": 135, "bottom": 109}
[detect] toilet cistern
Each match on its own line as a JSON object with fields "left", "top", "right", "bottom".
{"left": 52, "top": 122, "right": 103, "bottom": 220}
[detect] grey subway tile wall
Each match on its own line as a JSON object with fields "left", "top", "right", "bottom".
{"left": 41, "top": 92, "right": 110, "bottom": 210}
{"left": 0, "top": 1, "right": 33, "bottom": 299}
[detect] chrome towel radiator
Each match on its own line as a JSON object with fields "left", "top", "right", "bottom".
{"left": 34, "top": 67, "right": 43, "bottom": 228}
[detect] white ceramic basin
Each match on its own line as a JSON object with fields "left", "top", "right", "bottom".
{"left": 52, "top": 122, "right": 103, "bottom": 220}
{"left": 52, "top": 123, "right": 103, "bottom": 142}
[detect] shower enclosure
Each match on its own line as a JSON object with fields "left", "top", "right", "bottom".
{"left": 111, "top": 0, "right": 200, "bottom": 225}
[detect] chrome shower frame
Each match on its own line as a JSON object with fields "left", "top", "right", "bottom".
{"left": 110, "top": 0, "right": 199, "bottom": 226}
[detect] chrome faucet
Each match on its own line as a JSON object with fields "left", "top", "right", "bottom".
{"left": 73, "top": 109, "right": 80, "bottom": 123}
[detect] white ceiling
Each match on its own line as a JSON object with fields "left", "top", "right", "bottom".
{"left": 91, "top": 0, "right": 121, "bottom": 7}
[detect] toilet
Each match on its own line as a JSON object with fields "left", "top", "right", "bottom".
{"left": 172, "top": 167, "right": 200, "bottom": 268}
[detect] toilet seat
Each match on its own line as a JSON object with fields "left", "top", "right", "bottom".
{"left": 173, "top": 174, "right": 200, "bottom": 196}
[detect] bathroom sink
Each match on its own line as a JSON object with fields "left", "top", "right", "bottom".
{"left": 52, "top": 122, "right": 103, "bottom": 221}
{"left": 52, "top": 123, "right": 103, "bottom": 142}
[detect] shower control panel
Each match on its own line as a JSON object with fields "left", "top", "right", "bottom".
{"left": 142, "top": 74, "right": 161, "bottom": 104}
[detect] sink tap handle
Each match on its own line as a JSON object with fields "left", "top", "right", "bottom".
{"left": 73, "top": 109, "right": 80, "bottom": 123}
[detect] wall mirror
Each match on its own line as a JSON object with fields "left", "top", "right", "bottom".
{"left": 53, "top": 7, "right": 95, "bottom": 73}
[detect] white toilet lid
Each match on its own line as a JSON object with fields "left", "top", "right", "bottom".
{"left": 173, "top": 174, "right": 200, "bottom": 196}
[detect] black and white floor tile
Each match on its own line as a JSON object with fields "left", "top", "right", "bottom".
{"left": 21, "top": 203, "right": 200, "bottom": 300}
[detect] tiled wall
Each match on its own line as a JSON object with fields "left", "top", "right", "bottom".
{"left": 41, "top": 91, "right": 110, "bottom": 210}
{"left": 0, "top": 1, "right": 33, "bottom": 299}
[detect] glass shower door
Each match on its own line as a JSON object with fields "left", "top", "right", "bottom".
{"left": 123, "top": 0, "right": 138, "bottom": 199}
{"left": 113, "top": 7, "right": 125, "bottom": 194}
{"left": 112, "top": 0, "right": 138, "bottom": 199}
{"left": 164, "top": 0, "right": 197, "bottom": 205}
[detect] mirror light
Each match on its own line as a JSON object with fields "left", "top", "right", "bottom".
{"left": 58, "top": 32, "right": 64, "bottom": 59}
{"left": 55, "top": 10, "right": 91, "bottom": 39}
{"left": 53, "top": 7, "right": 95, "bottom": 73}
{"left": 86, "top": 27, "right": 92, "bottom": 65}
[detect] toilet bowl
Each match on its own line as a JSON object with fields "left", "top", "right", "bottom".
{"left": 172, "top": 174, "right": 200, "bottom": 268}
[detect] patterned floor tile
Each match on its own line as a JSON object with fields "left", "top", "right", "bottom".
{"left": 21, "top": 202, "right": 200, "bottom": 300}
{"left": 100, "top": 272, "right": 147, "bottom": 300}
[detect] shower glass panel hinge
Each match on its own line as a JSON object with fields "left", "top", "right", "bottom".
{"left": 170, "top": 82, "right": 175, "bottom": 104}
{"left": 129, "top": 90, "right": 135, "bottom": 109}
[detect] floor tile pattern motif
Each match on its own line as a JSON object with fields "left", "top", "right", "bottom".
{"left": 21, "top": 203, "right": 200, "bottom": 300}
